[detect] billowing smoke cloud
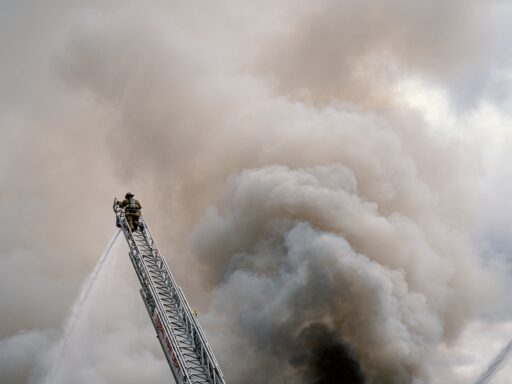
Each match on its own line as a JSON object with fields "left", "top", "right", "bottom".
{"left": 1, "top": 0, "right": 512, "bottom": 383}
{"left": 192, "top": 162, "right": 485, "bottom": 382}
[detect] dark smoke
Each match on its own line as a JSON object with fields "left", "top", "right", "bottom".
{"left": 291, "top": 323, "right": 365, "bottom": 384}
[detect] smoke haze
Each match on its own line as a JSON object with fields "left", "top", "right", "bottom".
{"left": 2, "top": 0, "right": 512, "bottom": 383}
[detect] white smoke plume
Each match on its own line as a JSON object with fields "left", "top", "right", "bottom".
{"left": 2, "top": 0, "right": 512, "bottom": 383}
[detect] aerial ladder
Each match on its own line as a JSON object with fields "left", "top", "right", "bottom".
{"left": 113, "top": 199, "right": 226, "bottom": 384}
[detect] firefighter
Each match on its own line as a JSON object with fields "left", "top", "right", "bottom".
{"left": 118, "top": 192, "right": 142, "bottom": 231}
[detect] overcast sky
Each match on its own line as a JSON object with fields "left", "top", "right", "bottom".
{"left": 1, "top": 1, "right": 512, "bottom": 383}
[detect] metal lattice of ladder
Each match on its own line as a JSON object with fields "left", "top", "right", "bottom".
{"left": 113, "top": 199, "right": 226, "bottom": 384}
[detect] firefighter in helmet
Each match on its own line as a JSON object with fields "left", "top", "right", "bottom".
{"left": 118, "top": 192, "right": 142, "bottom": 231}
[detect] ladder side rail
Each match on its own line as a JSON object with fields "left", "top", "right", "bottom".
{"left": 115, "top": 208, "right": 156, "bottom": 302}
{"left": 114, "top": 206, "right": 192, "bottom": 383}
{"left": 177, "top": 287, "right": 226, "bottom": 383}
{"left": 129, "top": 246, "right": 191, "bottom": 382}
{"left": 137, "top": 216, "right": 208, "bottom": 380}
{"left": 114, "top": 202, "right": 226, "bottom": 384}
{"left": 138, "top": 217, "right": 196, "bottom": 335}
{"left": 139, "top": 288, "right": 185, "bottom": 383}
{"left": 140, "top": 215, "right": 226, "bottom": 383}
{"left": 136, "top": 242, "right": 212, "bottom": 383}
{"left": 122, "top": 225, "right": 190, "bottom": 383}
{"left": 141, "top": 220, "right": 207, "bottom": 326}
{"left": 144, "top": 221, "right": 225, "bottom": 384}
{"left": 139, "top": 215, "right": 181, "bottom": 289}
{"left": 116, "top": 211, "right": 154, "bottom": 299}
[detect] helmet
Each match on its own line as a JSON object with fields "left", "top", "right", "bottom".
{"left": 125, "top": 192, "right": 134, "bottom": 198}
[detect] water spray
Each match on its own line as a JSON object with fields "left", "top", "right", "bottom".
{"left": 474, "top": 339, "right": 512, "bottom": 384}
{"left": 47, "top": 229, "right": 121, "bottom": 383}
